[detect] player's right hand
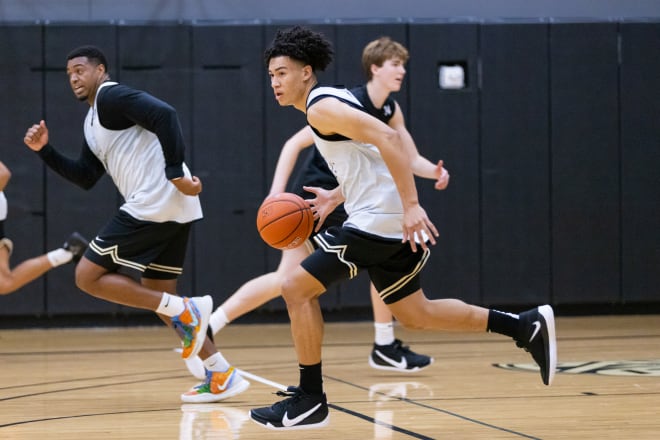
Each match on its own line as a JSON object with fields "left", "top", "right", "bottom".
{"left": 171, "top": 175, "right": 202, "bottom": 196}
{"left": 24, "top": 120, "right": 49, "bottom": 151}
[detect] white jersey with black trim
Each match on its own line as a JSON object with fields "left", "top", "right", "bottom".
{"left": 306, "top": 86, "right": 404, "bottom": 239}
{"left": 84, "top": 82, "right": 202, "bottom": 223}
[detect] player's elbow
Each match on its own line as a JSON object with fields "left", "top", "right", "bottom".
{"left": 381, "top": 126, "right": 401, "bottom": 145}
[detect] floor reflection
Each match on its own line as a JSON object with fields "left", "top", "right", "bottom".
{"left": 368, "top": 381, "right": 434, "bottom": 440}
{"left": 180, "top": 404, "right": 249, "bottom": 439}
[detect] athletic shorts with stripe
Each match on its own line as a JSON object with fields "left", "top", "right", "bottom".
{"left": 302, "top": 226, "right": 430, "bottom": 305}
{"left": 84, "top": 210, "right": 194, "bottom": 280}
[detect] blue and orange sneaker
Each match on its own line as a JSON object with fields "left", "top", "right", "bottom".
{"left": 181, "top": 367, "right": 250, "bottom": 403}
{"left": 173, "top": 296, "right": 213, "bottom": 360}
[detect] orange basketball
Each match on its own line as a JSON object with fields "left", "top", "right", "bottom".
{"left": 256, "top": 192, "right": 314, "bottom": 250}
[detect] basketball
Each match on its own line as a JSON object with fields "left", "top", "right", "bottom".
{"left": 256, "top": 192, "right": 314, "bottom": 250}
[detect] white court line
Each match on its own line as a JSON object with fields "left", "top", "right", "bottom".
{"left": 236, "top": 368, "right": 288, "bottom": 392}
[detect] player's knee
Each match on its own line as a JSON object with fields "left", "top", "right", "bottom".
{"left": 74, "top": 264, "right": 95, "bottom": 293}
{"left": 281, "top": 275, "right": 317, "bottom": 305}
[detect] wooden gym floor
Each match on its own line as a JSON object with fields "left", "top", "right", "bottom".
{"left": 0, "top": 314, "right": 659, "bottom": 439}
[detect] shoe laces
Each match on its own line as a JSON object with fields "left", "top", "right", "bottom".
{"left": 392, "top": 339, "right": 412, "bottom": 353}
{"left": 271, "top": 386, "right": 305, "bottom": 410}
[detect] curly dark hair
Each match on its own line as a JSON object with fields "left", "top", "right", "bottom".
{"left": 264, "top": 26, "right": 334, "bottom": 72}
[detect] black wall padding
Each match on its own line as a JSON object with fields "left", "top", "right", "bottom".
{"left": 619, "top": 21, "right": 660, "bottom": 303}
{"left": 0, "top": 26, "right": 46, "bottom": 314}
{"left": 480, "top": 22, "right": 551, "bottom": 306}
{"left": 408, "top": 22, "right": 481, "bottom": 304}
{"left": 43, "top": 25, "right": 120, "bottom": 314}
{"left": 550, "top": 22, "right": 620, "bottom": 304}
{"left": 191, "top": 24, "right": 268, "bottom": 304}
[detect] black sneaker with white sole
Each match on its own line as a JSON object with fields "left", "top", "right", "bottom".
{"left": 63, "top": 232, "right": 89, "bottom": 263}
{"left": 515, "top": 305, "right": 557, "bottom": 386}
{"left": 250, "top": 386, "right": 329, "bottom": 430}
{"left": 369, "top": 339, "right": 433, "bottom": 372}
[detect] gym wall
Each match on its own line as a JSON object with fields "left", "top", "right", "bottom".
{"left": 0, "top": 19, "right": 658, "bottom": 321}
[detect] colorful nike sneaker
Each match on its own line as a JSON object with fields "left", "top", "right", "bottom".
{"left": 181, "top": 367, "right": 250, "bottom": 403}
{"left": 173, "top": 296, "right": 212, "bottom": 360}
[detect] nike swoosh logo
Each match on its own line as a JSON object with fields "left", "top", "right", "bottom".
{"left": 211, "top": 369, "right": 235, "bottom": 392}
{"left": 282, "top": 403, "right": 322, "bottom": 427}
{"left": 325, "top": 231, "right": 335, "bottom": 238}
{"left": 375, "top": 350, "right": 407, "bottom": 370}
{"left": 529, "top": 321, "right": 542, "bottom": 343}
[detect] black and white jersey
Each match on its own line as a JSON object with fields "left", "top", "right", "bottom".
{"left": 306, "top": 86, "right": 404, "bottom": 239}
{"left": 38, "top": 81, "right": 202, "bottom": 224}
{"left": 349, "top": 84, "right": 397, "bottom": 125}
{"left": 294, "top": 85, "right": 398, "bottom": 217}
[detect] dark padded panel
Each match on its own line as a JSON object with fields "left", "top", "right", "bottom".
{"left": 0, "top": 25, "right": 46, "bottom": 314}
{"left": 43, "top": 25, "right": 119, "bottom": 314}
{"left": 191, "top": 24, "right": 267, "bottom": 305}
{"left": 550, "top": 22, "right": 620, "bottom": 304}
{"left": 619, "top": 22, "right": 660, "bottom": 302}
{"left": 408, "top": 22, "right": 481, "bottom": 304}
{"left": 480, "top": 23, "right": 551, "bottom": 306}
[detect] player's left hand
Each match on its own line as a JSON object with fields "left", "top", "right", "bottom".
{"left": 435, "top": 160, "right": 450, "bottom": 190}
{"left": 402, "top": 203, "right": 438, "bottom": 252}
{"left": 171, "top": 175, "right": 202, "bottom": 196}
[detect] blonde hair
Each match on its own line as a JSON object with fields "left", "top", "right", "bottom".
{"left": 361, "top": 37, "right": 409, "bottom": 80}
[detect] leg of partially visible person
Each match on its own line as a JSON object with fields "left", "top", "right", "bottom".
{"left": 0, "top": 246, "right": 56, "bottom": 295}
{"left": 0, "top": 227, "right": 88, "bottom": 295}
{"left": 369, "top": 283, "right": 434, "bottom": 372}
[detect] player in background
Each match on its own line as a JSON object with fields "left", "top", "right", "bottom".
{"left": 0, "top": 160, "right": 88, "bottom": 295}
{"left": 23, "top": 45, "right": 248, "bottom": 403}
{"left": 182, "top": 36, "right": 449, "bottom": 381}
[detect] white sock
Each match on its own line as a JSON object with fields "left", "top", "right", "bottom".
{"left": 156, "top": 293, "right": 185, "bottom": 317}
{"left": 203, "top": 352, "right": 231, "bottom": 372}
{"left": 374, "top": 322, "right": 395, "bottom": 346}
{"left": 209, "top": 306, "right": 230, "bottom": 335}
{"left": 47, "top": 248, "right": 73, "bottom": 267}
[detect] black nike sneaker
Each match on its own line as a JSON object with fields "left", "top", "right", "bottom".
{"left": 516, "top": 305, "right": 557, "bottom": 386}
{"left": 63, "top": 232, "right": 89, "bottom": 263}
{"left": 369, "top": 339, "right": 434, "bottom": 372}
{"left": 250, "top": 386, "right": 329, "bottom": 430}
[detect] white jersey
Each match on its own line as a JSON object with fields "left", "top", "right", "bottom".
{"left": 84, "top": 82, "right": 202, "bottom": 223}
{"left": 306, "top": 87, "right": 405, "bottom": 239}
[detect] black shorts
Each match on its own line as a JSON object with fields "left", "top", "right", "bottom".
{"left": 302, "top": 226, "right": 430, "bottom": 304}
{"left": 85, "top": 210, "right": 194, "bottom": 280}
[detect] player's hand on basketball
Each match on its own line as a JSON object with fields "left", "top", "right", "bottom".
{"left": 435, "top": 160, "right": 450, "bottom": 190}
{"left": 303, "top": 185, "right": 344, "bottom": 232}
{"left": 24, "top": 120, "right": 49, "bottom": 151}
{"left": 171, "top": 175, "right": 202, "bottom": 196}
{"left": 402, "top": 204, "right": 438, "bottom": 252}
